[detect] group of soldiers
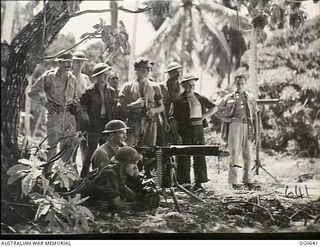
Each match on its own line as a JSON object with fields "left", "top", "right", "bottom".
{"left": 28, "top": 50, "right": 260, "bottom": 211}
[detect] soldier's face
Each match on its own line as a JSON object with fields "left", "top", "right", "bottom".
{"left": 109, "top": 75, "right": 119, "bottom": 88}
{"left": 182, "top": 80, "right": 196, "bottom": 95}
{"left": 124, "top": 162, "right": 139, "bottom": 177}
{"left": 235, "top": 77, "right": 246, "bottom": 93}
{"left": 60, "top": 60, "right": 72, "bottom": 71}
{"left": 73, "top": 60, "right": 84, "bottom": 71}
{"left": 137, "top": 65, "right": 152, "bottom": 79}
{"left": 112, "top": 130, "right": 127, "bottom": 145}
{"left": 168, "top": 69, "right": 181, "bottom": 80}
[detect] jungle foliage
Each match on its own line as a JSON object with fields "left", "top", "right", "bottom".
{"left": 243, "top": 17, "right": 320, "bottom": 157}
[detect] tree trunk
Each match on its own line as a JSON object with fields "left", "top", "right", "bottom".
{"left": 1, "top": 4, "right": 71, "bottom": 170}
{"left": 248, "top": 29, "right": 258, "bottom": 97}
{"left": 110, "top": 0, "right": 118, "bottom": 28}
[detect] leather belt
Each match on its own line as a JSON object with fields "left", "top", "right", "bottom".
{"left": 232, "top": 118, "right": 248, "bottom": 124}
{"left": 54, "top": 104, "right": 72, "bottom": 114}
{"left": 190, "top": 119, "right": 203, "bottom": 126}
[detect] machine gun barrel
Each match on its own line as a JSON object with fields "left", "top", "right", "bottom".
{"left": 163, "top": 145, "right": 228, "bottom": 157}
{"left": 257, "top": 99, "right": 281, "bottom": 105}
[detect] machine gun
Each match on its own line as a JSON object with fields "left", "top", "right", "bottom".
{"left": 135, "top": 144, "right": 229, "bottom": 212}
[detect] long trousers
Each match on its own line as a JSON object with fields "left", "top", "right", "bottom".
{"left": 126, "top": 116, "right": 157, "bottom": 147}
{"left": 177, "top": 125, "right": 208, "bottom": 185}
{"left": 46, "top": 111, "right": 77, "bottom": 162}
{"left": 80, "top": 117, "right": 107, "bottom": 178}
{"left": 227, "top": 121, "right": 253, "bottom": 184}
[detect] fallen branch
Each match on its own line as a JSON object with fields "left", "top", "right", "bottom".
{"left": 290, "top": 210, "right": 315, "bottom": 221}
{"left": 226, "top": 201, "right": 276, "bottom": 222}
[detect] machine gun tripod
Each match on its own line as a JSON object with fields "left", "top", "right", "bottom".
{"left": 252, "top": 99, "right": 282, "bottom": 184}
{"left": 136, "top": 145, "right": 229, "bottom": 212}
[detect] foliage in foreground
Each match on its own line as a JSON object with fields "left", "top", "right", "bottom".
{"left": 4, "top": 139, "right": 94, "bottom": 234}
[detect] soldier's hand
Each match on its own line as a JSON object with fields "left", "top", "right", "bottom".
{"left": 146, "top": 108, "right": 155, "bottom": 118}
{"left": 45, "top": 102, "right": 57, "bottom": 114}
{"left": 129, "top": 97, "right": 145, "bottom": 108}
{"left": 222, "top": 117, "right": 232, "bottom": 123}
{"left": 164, "top": 121, "right": 171, "bottom": 132}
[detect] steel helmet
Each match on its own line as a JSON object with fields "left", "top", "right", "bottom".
{"left": 180, "top": 73, "right": 199, "bottom": 85}
{"left": 111, "top": 146, "right": 142, "bottom": 165}
{"left": 102, "top": 120, "right": 130, "bottom": 134}
{"left": 92, "top": 63, "right": 112, "bottom": 77}
{"left": 72, "top": 51, "right": 89, "bottom": 61}
{"left": 165, "top": 62, "right": 182, "bottom": 73}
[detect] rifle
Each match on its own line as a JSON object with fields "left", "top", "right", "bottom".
{"left": 135, "top": 144, "right": 229, "bottom": 212}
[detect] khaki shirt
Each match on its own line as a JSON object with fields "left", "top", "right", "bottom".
{"left": 119, "top": 79, "right": 163, "bottom": 117}
{"left": 29, "top": 68, "right": 78, "bottom": 107}
{"left": 91, "top": 141, "right": 117, "bottom": 170}
{"left": 217, "top": 90, "right": 258, "bottom": 141}
{"left": 75, "top": 73, "right": 91, "bottom": 98}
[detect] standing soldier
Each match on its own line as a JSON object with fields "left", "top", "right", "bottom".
{"left": 72, "top": 51, "right": 91, "bottom": 162}
{"left": 108, "top": 71, "right": 125, "bottom": 121}
{"left": 118, "top": 57, "right": 164, "bottom": 147}
{"left": 217, "top": 72, "right": 259, "bottom": 189}
{"left": 158, "top": 62, "right": 183, "bottom": 145}
{"left": 72, "top": 51, "right": 91, "bottom": 98}
{"left": 79, "top": 63, "right": 116, "bottom": 177}
{"left": 173, "top": 74, "right": 219, "bottom": 191}
{"left": 28, "top": 51, "right": 78, "bottom": 167}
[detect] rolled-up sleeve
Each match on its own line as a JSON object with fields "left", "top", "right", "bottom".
{"left": 28, "top": 75, "right": 48, "bottom": 107}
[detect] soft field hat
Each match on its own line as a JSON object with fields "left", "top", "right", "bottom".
{"left": 54, "top": 51, "right": 73, "bottom": 62}
{"left": 102, "top": 120, "right": 130, "bottom": 134}
{"left": 134, "top": 57, "right": 154, "bottom": 69}
{"left": 111, "top": 146, "right": 143, "bottom": 165}
{"left": 165, "top": 62, "right": 182, "bottom": 72}
{"left": 72, "top": 51, "right": 89, "bottom": 61}
{"left": 180, "top": 73, "right": 199, "bottom": 84}
{"left": 92, "top": 63, "right": 112, "bottom": 77}
{"left": 233, "top": 71, "right": 248, "bottom": 80}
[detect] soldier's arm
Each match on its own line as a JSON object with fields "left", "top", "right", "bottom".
{"left": 119, "top": 84, "right": 145, "bottom": 110}
{"left": 213, "top": 95, "right": 232, "bottom": 122}
{"left": 28, "top": 75, "right": 48, "bottom": 107}
{"left": 148, "top": 86, "right": 164, "bottom": 114}
{"left": 200, "top": 95, "right": 218, "bottom": 118}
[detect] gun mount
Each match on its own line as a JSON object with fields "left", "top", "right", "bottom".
{"left": 135, "top": 144, "right": 229, "bottom": 212}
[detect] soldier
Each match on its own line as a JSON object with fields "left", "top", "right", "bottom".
{"left": 79, "top": 63, "right": 116, "bottom": 178}
{"left": 217, "top": 72, "right": 259, "bottom": 189}
{"left": 173, "top": 74, "right": 219, "bottom": 191}
{"left": 72, "top": 51, "right": 91, "bottom": 162}
{"left": 72, "top": 51, "right": 91, "bottom": 98}
{"left": 81, "top": 146, "right": 142, "bottom": 211}
{"left": 158, "top": 62, "right": 183, "bottom": 145}
{"left": 91, "top": 120, "right": 129, "bottom": 171}
{"left": 28, "top": 51, "right": 78, "bottom": 165}
{"left": 118, "top": 57, "right": 164, "bottom": 146}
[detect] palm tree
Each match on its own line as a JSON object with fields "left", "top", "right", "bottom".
{"left": 140, "top": 0, "right": 251, "bottom": 88}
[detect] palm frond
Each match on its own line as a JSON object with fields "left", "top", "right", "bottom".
{"left": 198, "top": 0, "right": 252, "bottom": 30}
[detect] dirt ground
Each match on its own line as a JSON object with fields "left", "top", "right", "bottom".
{"left": 88, "top": 151, "right": 320, "bottom": 234}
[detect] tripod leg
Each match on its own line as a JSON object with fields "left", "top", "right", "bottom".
{"left": 162, "top": 187, "right": 168, "bottom": 203}
{"left": 260, "top": 166, "right": 281, "bottom": 184}
{"left": 171, "top": 169, "right": 205, "bottom": 202}
{"left": 176, "top": 183, "right": 205, "bottom": 203}
{"left": 169, "top": 187, "right": 181, "bottom": 213}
